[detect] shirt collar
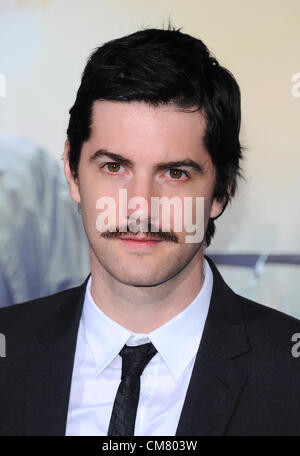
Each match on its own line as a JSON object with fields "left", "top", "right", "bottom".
{"left": 81, "top": 258, "right": 213, "bottom": 383}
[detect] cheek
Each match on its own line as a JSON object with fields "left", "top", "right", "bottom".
{"left": 79, "top": 185, "right": 102, "bottom": 235}
{"left": 204, "top": 195, "right": 214, "bottom": 219}
{"left": 79, "top": 169, "right": 112, "bottom": 210}
{"left": 181, "top": 193, "right": 212, "bottom": 224}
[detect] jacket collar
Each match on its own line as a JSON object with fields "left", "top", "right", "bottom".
{"left": 175, "top": 255, "right": 250, "bottom": 435}
{"left": 28, "top": 256, "right": 250, "bottom": 436}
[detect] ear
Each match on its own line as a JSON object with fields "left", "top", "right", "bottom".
{"left": 209, "top": 196, "right": 226, "bottom": 220}
{"left": 209, "top": 183, "right": 232, "bottom": 220}
{"left": 64, "top": 140, "right": 81, "bottom": 204}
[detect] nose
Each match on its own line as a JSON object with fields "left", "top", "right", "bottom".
{"left": 125, "top": 174, "right": 159, "bottom": 231}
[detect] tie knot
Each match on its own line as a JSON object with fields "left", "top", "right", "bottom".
{"left": 119, "top": 342, "right": 157, "bottom": 379}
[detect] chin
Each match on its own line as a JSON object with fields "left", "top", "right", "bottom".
{"left": 114, "top": 269, "right": 170, "bottom": 287}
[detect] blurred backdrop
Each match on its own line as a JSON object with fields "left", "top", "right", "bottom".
{"left": 0, "top": 0, "right": 299, "bottom": 316}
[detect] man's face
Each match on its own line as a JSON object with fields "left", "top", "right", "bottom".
{"left": 65, "top": 100, "right": 224, "bottom": 286}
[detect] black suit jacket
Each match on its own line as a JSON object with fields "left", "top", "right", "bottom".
{"left": 0, "top": 256, "right": 299, "bottom": 436}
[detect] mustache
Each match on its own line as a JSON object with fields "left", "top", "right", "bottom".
{"left": 101, "top": 222, "right": 179, "bottom": 243}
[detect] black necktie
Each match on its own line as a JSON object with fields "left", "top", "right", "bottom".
{"left": 107, "top": 341, "right": 157, "bottom": 436}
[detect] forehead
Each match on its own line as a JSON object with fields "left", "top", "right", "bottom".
{"left": 88, "top": 100, "right": 208, "bottom": 161}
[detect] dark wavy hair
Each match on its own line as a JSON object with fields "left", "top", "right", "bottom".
{"left": 66, "top": 25, "right": 243, "bottom": 246}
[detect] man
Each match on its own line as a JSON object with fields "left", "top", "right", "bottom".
{"left": 0, "top": 26, "right": 299, "bottom": 436}
{"left": 0, "top": 133, "right": 90, "bottom": 307}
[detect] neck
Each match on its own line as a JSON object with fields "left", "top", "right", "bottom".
{"left": 89, "top": 249, "right": 205, "bottom": 333}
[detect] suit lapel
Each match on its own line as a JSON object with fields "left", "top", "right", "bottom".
{"left": 24, "top": 277, "right": 89, "bottom": 436}
{"left": 23, "top": 256, "right": 250, "bottom": 436}
{"left": 176, "top": 256, "right": 250, "bottom": 436}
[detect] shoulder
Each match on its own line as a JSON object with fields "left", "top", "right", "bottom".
{"left": 206, "top": 254, "right": 300, "bottom": 326}
{"left": 233, "top": 292, "right": 300, "bottom": 363}
{"left": 205, "top": 254, "right": 300, "bottom": 357}
{"left": 237, "top": 291, "right": 300, "bottom": 325}
{"left": 237, "top": 291, "right": 300, "bottom": 333}
{"left": 0, "top": 282, "right": 86, "bottom": 335}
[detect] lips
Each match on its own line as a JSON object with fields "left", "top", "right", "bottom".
{"left": 117, "top": 235, "right": 162, "bottom": 241}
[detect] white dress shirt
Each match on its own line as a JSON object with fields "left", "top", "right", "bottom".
{"left": 65, "top": 258, "right": 213, "bottom": 436}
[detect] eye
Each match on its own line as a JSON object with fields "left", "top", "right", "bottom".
{"left": 166, "top": 168, "right": 189, "bottom": 180}
{"left": 101, "top": 162, "right": 124, "bottom": 173}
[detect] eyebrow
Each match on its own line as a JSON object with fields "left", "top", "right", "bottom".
{"left": 89, "top": 149, "right": 205, "bottom": 175}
